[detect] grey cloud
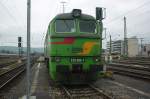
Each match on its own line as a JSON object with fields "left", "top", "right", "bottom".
{"left": 0, "top": 0, "right": 150, "bottom": 48}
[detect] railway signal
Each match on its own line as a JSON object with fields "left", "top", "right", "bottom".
{"left": 96, "top": 7, "right": 106, "bottom": 20}
{"left": 18, "top": 37, "right": 22, "bottom": 57}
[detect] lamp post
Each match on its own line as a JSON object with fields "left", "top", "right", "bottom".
{"left": 61, "top": 1, "right": 66, "bottom": 13}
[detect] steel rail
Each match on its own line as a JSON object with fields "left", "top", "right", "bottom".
{"left": 0, "top": 63, "right": 25, "bottom": 76}
{"left": 0, "top": 60, "right": 18, "bottom": 68}
{"left": 0, "top": 57, "right": 37, "bottom": 90}
{"left": 108, "top": 64, "right": 150, "bottom": 80}
{"left": 0, "top": 66, "right": 25, "bottom": 89}
{"left": 113, "top": 61, "right": 150, "bottom": 66}
{"left": 62, "top": 84, "right": 113, "bottom": 99}
{"left": 0, "top": 64, "right": 26, "bottom": 89}
{"left": 89, "top": 84, "right": 113, "bottom": 99}
{"left": 109, "top": 63, "right": 150, "bottom": 71}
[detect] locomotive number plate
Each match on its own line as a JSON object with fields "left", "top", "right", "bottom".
{"left": 70, "top": 58, "right": 85, "bottom": 63}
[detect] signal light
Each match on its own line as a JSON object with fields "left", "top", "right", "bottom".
{"left": 93, "top": 57, "right": 100, "bottom": 62}
{"left": 96, "top": 7, "right": 106, "bottom": 20}
{"left": 55, "top": 57, "right": 61, "bottom": 62}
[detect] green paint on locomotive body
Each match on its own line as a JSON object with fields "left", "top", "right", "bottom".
{"left": 44, "top": 13, "right": 103, "bottom": 84}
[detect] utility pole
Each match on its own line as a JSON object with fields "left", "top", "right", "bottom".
{"left": 124, "top": 16, "right": 128, "bottom": 57}
{"left": 27, "top": 0, "right": 31, "bottom": 99}
{"left": 103, "top": 28, "right": 107, "bottom": 40}
{"left": 140, "top": 38, "right": 144, "bottom": 56}
{"left": 109, "top": 35, "right": 112, "bottom": 55}
{"left": 61, "top": 1, "right": 66, "bottom": 13}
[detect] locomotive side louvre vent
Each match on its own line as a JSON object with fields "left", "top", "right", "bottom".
{"left": 72, "top": 47, "right": 83, "bottom": 53}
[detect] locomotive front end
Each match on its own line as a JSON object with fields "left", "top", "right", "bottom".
{"left": 44, "top": 8, "right": 105, "bottom": 84}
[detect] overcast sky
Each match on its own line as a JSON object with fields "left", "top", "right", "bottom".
{"left": 0, "top": 0, "right": 150, "bottom": 48}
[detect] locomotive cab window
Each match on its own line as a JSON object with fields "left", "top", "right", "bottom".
{"left": 79, "top": 20, "right": 96, "bottom": 33}
{"left": 55, "top": 20, "right": 75, "bottom": 33}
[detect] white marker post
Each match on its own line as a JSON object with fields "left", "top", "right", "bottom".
{"left": 27, "top": 0, "right": 31, "bottom": 99}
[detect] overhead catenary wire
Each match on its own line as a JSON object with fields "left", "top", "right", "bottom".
{"left": 42, "top": 1, "right": 62, "bottom": 43}
{"left": 0, "top": 2, "right": 25, "bottom": 37}
{"left": 0, "top": 0, "right": 26, "bottom": 29}
{"left": 105, "top": 1, "right": 150, "bottom": 41}
{"left": 106, "top": 1, "right": 150, "bottom": 25}
{"left": 0, "top": 0, "right": 27, "bottom": 47}
{"left": 0, "top": 1, "right": 18, "bottom": 24}
{"left": 4, "top": 0, "right": 26, "bottom": 26}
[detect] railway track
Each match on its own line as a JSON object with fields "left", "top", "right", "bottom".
{"left": 0, "top": 63, "right": 26, "bottom": 89}
{"left": 0, "top": 57, "right": 27, "bottom": 68}
{"left": 113, "top": 60, "right": 150, "bottom": 66}
{"left": 108, "top": 63, "right": 150, "bottom": 80}
{"left": 0, "top": 57, "right": 37, "bottom": 90}
{"left": 0, "top": 60, "right": 18, "bottom": 68}
{"left": 62, "top": 84, "right": 113, "bottom": 99}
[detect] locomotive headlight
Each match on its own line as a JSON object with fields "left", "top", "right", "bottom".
{"left": 72, "top": 9, "right": 81, "bottom": 18}
{"left": 51, "top": 57, "right": 61, "bottom": 62}
{"left": 93, "top": 57, "right": 100, "bottom": 62}
{"left": 55, "top": 57, "right": 61, "bottom": 62}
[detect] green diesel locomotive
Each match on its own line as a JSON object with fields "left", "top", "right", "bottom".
{"left": 44, "top": 8, "right": 105, "bottom": 84}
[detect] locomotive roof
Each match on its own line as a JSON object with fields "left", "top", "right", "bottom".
{"left": 55, "top": 13, "right": 95, "bottom": 20}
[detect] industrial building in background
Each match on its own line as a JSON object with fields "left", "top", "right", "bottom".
{"left": 127, "top": 37, "right": 139, "bottom": 57}
{"left": 106, "top": 40, "right": 124, "bottom": 55}
{"left": 106, "top": 37, "right": 139, "bottom": 57}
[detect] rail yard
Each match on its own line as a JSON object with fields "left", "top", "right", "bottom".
{"left": 1, "top": 0, "right": 150, "bottom": 99}
{"left": 0, "top": 55, "right": 149, "bottom": 99}
{"left": 108, "top": 58, "right": 150, "bottom": 80}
